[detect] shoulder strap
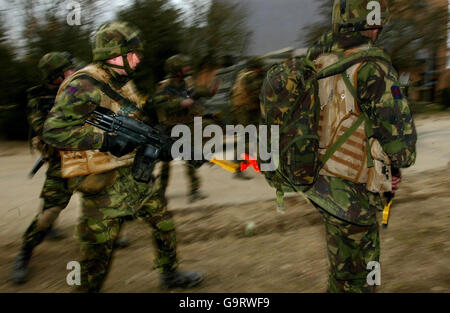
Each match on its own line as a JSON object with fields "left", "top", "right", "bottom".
{"left": 316, "top": 48, "right": 391, "bottom": 81}
{"left": 321, "top": 51, "right": 383, "bottom": 168}
{"left": 76, "top": 74, "right": 139, "bottom": 110}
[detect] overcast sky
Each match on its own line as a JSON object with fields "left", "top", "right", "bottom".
{"left": 0, "top": 0, "right": 321, "bottom": 56}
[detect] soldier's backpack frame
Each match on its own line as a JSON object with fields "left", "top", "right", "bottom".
{"left": 259, "top": 48, "right": 392, "bottom": 211}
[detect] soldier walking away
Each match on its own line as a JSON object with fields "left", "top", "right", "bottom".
{"left": 42, "top": 22, "right": 203, "bottom": 292}
{"left": 304, "top": 0, "right": 417, "bottom": 292}
{"left": 261, "top": 0, "right": 417, "bottom": 293}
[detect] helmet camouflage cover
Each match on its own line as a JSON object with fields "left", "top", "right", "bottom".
{"left": 245, "top": 57, "right": 265, "bottom": 71}
{"left": 38, "top": 51, "right": 74, "bottom": 82}
{"left": 92, "top": 21, "right": 144, "bottom": 62}
{"left": 332, "top": 0, "right": 390, "bottom": 34}
{"left": 164, "top": 54, "right": 192, "bottom": 78}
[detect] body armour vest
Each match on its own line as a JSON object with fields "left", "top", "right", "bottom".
{"left": 315, "top": 45, "right": 392, "bottom": 193}
{"left": 58, "top": 64, "right": 144, "bottom": 178}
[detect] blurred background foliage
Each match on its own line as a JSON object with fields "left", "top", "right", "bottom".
{"left": 0, "top": 0, "right": 448, "bottom": 140}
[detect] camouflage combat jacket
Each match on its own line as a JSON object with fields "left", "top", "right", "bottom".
{"left": 304, "top": 36, "right": 417, "bottom": 225}
{"left": 42, "top": 63, "right": 154, "bottom": 219}
{"left": 27, "top": 84, "right": 59, "bottom": 159}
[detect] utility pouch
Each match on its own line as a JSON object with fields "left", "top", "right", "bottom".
{"left": 68, "top": 170, "right": 119, "bottom": 195}
{"left": 367, "top": 138, "right": 392, "bottom": 193}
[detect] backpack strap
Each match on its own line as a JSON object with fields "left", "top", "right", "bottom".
{"left": 316, "top": 48, "right": 390, "bottom": 169}
{"left": 340, "top": 71, "right": 375, "bottom": 167}
{"left": 320, "top": 114, "right": 365, "bottom": 167}
{"left": 316, "top": 48, "right": 391, "bottom": 80}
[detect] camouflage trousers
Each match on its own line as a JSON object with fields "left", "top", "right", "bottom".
{"left": 160, "top": 161, "right": 200, "bottom": 198}
{"left": 75, "top": 185, "right": 177, "bottom": 293}
{"left": 21, "top": 157, "right": 73, "bottom": 253}
{"left": 314, "top": 204, "right": 380, "bottom": 293}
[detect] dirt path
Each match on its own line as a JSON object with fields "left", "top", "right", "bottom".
{"left": 0, "top": 113, "right": 449, "bottom": 293}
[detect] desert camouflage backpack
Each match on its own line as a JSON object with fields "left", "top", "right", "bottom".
{"left": 260, "top": 49, "right": 391, "bottom": 211}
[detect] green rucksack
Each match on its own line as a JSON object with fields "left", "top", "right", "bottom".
{"left": 259, "top": 49, "right": 391, "bottom": 212}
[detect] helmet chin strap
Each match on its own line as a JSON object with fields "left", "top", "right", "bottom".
{"left": 104, "top": 54, "right": 135, "bottom": 78}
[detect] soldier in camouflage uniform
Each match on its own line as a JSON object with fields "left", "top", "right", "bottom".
{"left": 230, "top": 57, "right": 266, "bottom": 180}
{"left": 11, "top": 52, "right": 76, "bottom": 285}
{"left": 152, "top": 55, "right": 216, "bottom": 202}
{"left": 303, "top": 0, "right": 417, "bottom": 292}
{"left": 42, "top": 22, "right": 203, "bottom": 292}
{"left": 262, "top": 0, "right": 416, "bottom": 292}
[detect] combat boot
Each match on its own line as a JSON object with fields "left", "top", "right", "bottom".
{"left": 160, "top": 270, "right": 204, "bottom": 289}
{"left": 11, "top": 249, "right": 32, "bottom": 285}
{"left": 189, "top": 190, "right": 207, "bottom": 203}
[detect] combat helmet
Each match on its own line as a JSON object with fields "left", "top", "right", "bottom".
{"left": 92, "top": 20, "right": 144, "bottom": 75}
{"left": 245, "top": 57, "right": 265, "bottom": 71}
{"left": 164, "top": 54, "right": 192, "bottom": 78}
{"left": 38, "top": 52, "right": 74, "bottom": 83}
{"left": 332, "top": 0, "right": 390, "bottom": 34}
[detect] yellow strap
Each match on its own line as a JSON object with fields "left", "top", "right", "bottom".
{"left": 382, "top": 200, "right": 393, "bottom": 226}
{"left": 210, "top": 158, "right": 240, "bottom": 173}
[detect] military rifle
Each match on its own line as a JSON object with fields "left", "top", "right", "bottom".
{"left": 86, "top": 108, "right": 250, "bottom": 182}
{"left": 86, "top": 107, "right": 173, "bottom": 184}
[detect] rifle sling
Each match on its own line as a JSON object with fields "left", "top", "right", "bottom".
{"left": 77, "top": 74, "right": 140, "bottom": 110}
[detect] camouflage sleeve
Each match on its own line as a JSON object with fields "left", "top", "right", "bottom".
{"left": 43, "top": 78, "right": 104, "bottom": 150}
{"left": 357, "top": 61, "right": 417, "bottom": 169}
{"left": 27, "top": 96, "right": 47, "bottom": 137}
{"left": 152, "top": 91, "right": 185, "bottom": 125}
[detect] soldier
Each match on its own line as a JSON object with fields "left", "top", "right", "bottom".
{"left": 152, "top": 55, "right": 217, "bottom": 203}
{"left": 42, "top": 21, "right": 203, "bottom": 292}
{"left": 230, "top": 57, "right": 266, "bottom": 180}
{"left": 303, "top": 0, "right": 417, "bottom": 292}
{"left": 11, "top": 52, "right": 76, "bottom": 285}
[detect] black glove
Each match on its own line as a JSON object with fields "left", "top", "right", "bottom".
{"left": 100, "top": 133, "right": 140, "bottom": 158}
{"left": 159, "top": 140, "right": 174, "bottom": 162}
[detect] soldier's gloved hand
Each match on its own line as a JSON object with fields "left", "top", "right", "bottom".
{"left": 100, "top": 133, "right": 140, "bottom": 158}
{"left": 159, "top": 140, "right": 174, "bottom": 162}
